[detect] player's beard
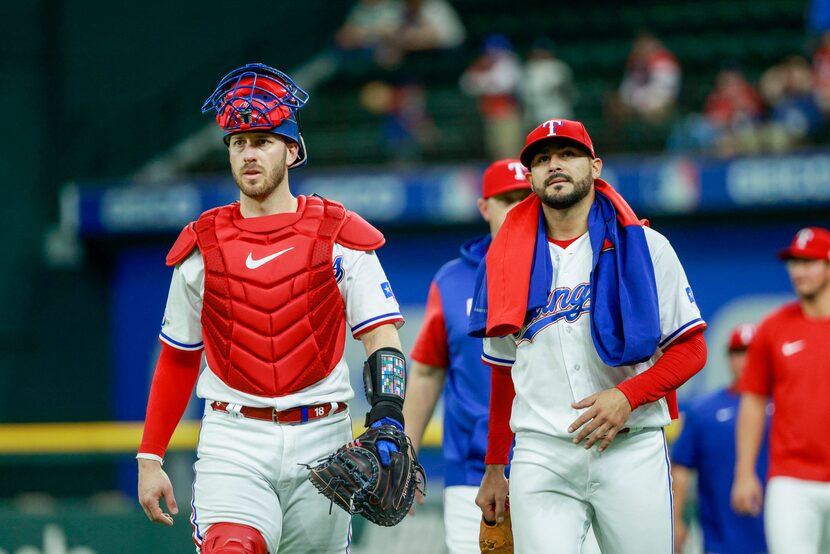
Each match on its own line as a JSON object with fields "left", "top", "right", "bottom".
{"left": 233, "top": 160, "right": 287, "bottom": 202}
{"left": 533, "top": 169, "right": 593, "bottom": 210}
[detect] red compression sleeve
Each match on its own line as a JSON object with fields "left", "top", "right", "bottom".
{"left": 138, "top": 342, "right": 202, "bottom": 458}
{"left": 484, "top": 364, "right": 516, "bottom": 465}
{"left": 410, "top": 282, "right": 450, "bottom": 368}
{"left": 616, "top": 330, "right": 707, "bottom": 410}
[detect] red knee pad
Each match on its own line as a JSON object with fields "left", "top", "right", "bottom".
{"left": 201, "top": 523, "right": 268, "bottom": 554}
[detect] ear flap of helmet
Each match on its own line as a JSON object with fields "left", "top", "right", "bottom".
{"left": 289, "top": 134, "right": 308, "bottom": 170}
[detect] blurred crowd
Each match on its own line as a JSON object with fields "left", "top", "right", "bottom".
{"left": 335, "top": 0, "right": 466, "bottom": 70}
{"left": 335, "top": 0, "right": 576, "bottom": 163}
{"left": 668, "top": 35, "right": 830, "bottom": 158}
{"left": 458, "top": 34, "right": 576, "bottom": 160}
{"left": 334, "top": 0, "right": 830, "bottom": 163}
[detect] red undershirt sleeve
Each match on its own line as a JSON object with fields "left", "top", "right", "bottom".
{"left": 410, "top": 281, "right": 450, "bottom": 368}
{"left": 138, "top": 342, "right": 202, "bottom": 459}
{"left": 616, "top": 329, "right": 707, "bottom": 410}
{"left": 484, "top": 363, "right": 516, "bottom": 465}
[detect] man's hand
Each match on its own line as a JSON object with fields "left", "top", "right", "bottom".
{"left": 731, "top": 471, "right": 764, "bottom": 516}
{"left": 137, "top": 458, "right": 178, "bottom": 526}
{"left": 476, "top": 464, "right": 509, "bottom": 524}
{"left": 408, "top": 488, "right": 426, "bottom": 516}
{"left": 569, "top": 387, "right": 632, "bottom": 452}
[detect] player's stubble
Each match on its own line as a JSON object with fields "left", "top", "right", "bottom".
{"left": 232, "top": 157, "right": 287, "bottom": 202}
{"left": 532, "top": 168, "right": 593, "bottom": 210}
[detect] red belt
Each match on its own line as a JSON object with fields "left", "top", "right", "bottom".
{"left": 210, "top": 401, "right": 347, "bottom": 425}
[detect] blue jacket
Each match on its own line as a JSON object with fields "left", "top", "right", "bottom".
{"left": 424, "top": 235, "right": 511, "bottom": 487}
{"left": 673, "top": 388, "right": 769, "bottom": 554}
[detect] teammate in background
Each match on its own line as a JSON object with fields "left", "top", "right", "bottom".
{"left": 732, "top": 227, "right": 830, "bottom": 554}
{"left": 403, "top": 159, "right": 531, "bottom": 554}
{"left": 672, "top": 323, "right": 768, "bottom": 554}
{"left": 471, "top": 119, "right": 708, "bottom": 553}
{"left": 136, "top": 63, "right": 406, "bottom": 554}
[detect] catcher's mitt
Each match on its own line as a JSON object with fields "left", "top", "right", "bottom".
{"left": 480, "top": 503, "right": 513, "bottom": 553}
{"left": 307, "top": 424, "right": 425, "bottom": 527}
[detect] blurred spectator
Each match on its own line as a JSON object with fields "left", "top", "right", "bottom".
{"left": 518, "top": 38, "right": 577, "bottom": 127}
{"left": 460, "top": 34, "right": 524, "bottom": 159}
{"left": 359, "top": 80, "right": 436, "bottom": 163}
{"left": 812, "top": 30, "right": 830, "bottom": 112}
{"left": 671, "top": 57, "right": 825, "bottom": 158}
{"left": 611, "top": 32, "right": 681, "bottom": 125}
{"left": 335, "top": 0, "right": 403, "bottom": 54}
{"left": 668, "top": 64, "right": 764, "bottom": 157}
{"left": 760, "top": 55, "right": 824, "bottom": 152}
{"left": 375, "top": 0, "right": 465, "bottom": 69}
{"left": 704, "top": 65, "right": 764, "bottom": 130}
{"left": 705, "top": 64, "right": 765, "bottom": 156}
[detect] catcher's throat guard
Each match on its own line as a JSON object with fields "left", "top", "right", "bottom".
{"left": 202, "top": 62, "right": 310, "bottom": 169}
{"left": 362, "top": 347, "right": 406, "bottom": 426}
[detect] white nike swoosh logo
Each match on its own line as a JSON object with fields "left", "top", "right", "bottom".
{"left": 781, "top": 340, "right": 806, "bottom": 357}
{"left": 245, "top": 247, "right": 295, "bottom": 269}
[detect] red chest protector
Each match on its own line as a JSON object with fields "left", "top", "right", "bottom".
{"left": 166, "top": 195, "right": 384, "bottom": 397}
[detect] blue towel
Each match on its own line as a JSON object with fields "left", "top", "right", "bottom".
{"left": 469, "top": 179, "right": 661, "bottom": 367}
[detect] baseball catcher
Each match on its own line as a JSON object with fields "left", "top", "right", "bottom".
{"left": 308, "top": 348, "right": 425, "bottom": 526}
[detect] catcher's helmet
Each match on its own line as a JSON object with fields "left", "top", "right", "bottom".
{"left": 202, "top": 63, "right": 310, "bottom": 169}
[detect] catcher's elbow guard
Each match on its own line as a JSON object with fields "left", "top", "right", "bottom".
{"left": 363, "top": 347, "right": 406, "bottom": 427}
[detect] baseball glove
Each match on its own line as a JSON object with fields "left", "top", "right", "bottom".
{"left": 307, "top": 424, "right": 425, "bottom": 527}
{"left": 480, "top": 503, "right": 513, "bottom": 553}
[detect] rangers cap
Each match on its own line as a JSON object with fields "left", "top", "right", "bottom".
{"left": 520, "top": 118, "right": 596, "bottom": 168}
{"left": 778, "top": 227, "right": 830, "bottom": 261}
{"left": 727, "top": 323, "right": 756, "bottom": 352}
{"left": 482, "top": 159, "right": 532, "bottom": 199}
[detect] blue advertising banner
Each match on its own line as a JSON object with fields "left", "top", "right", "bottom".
{"left": 67, "top": 151, "right": 830, "bottom": 237}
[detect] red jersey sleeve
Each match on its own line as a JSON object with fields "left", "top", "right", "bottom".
{"left": 737, "top": 320, "right": 774, "bottom": 396}
{"left": 410, "top": 281, "right": 450, "bottom": 368}
{"left": 138, "top": 342, "right": 202, "bottom": 459}
{"left": 484, "top": 363, "right": 516, "bottom": 465}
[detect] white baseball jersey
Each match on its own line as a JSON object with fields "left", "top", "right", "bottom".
{"left": 482, "top": 227, "right": 705, "bottom": 437}
{"left": 158, "top": 244, "right": 404, "bottom": 409}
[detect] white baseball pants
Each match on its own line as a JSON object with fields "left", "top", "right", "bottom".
{"left": 443, "top": 485, "right": 481, "bottom": 554}
{"left": 765, "top": 476, "right": 830, "bottom": 554}
{"left": 191, "top": 405, "right": 353, "bottom": 553}
{"left": 509, "top": 429, "right": 673, "bottom": 554}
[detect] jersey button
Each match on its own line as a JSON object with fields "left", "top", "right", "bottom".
{"left": 574, "top": 364, "right": 581, "bottom": 371}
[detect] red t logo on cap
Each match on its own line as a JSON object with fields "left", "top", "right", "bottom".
{"left": 543, "top": 119, "right": 564, "bottom": 137}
